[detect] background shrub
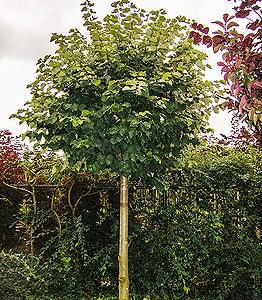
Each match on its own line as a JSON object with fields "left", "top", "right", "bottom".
{"left": 0, "top": 145, "right": 261, "bottom": 299}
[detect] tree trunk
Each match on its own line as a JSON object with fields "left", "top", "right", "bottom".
{"left": 118, "top": 175, "right": 129, "bottom": 300}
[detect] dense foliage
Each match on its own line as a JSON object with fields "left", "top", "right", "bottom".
{"left": 190, "top": 0, "right": 262, "bottom": 143}
{"left": 13, "top": 0, "right": 217, "bottom": 183}
{"left": 0, "top": 130, "right": 22, "bottom": 183}
{"left": 2, "top": 1, "right": 261, "bottom": 299}
{"left": 1, "top": 144, "right": 261, "bottom": 299}
{"left": 0, "top": 130, "right": 24, "bottom": 249}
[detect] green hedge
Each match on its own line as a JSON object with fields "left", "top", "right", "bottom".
{"left": 1, "top": 145, "right": 261, "bottom": 299}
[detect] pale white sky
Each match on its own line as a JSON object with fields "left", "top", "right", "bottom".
{"left": 0, "top": 0, "right": 234, "bottom": 136}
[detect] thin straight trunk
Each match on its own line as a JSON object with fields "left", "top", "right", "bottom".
{"left": 30, "top": 187, "right": 37, "bottom": 256}
{"left": 118, "top": 175, "right": 129, "bottom": 300}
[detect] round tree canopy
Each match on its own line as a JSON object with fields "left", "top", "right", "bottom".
{"left": 14, "top": 0, "right": 217, "bottom": 182}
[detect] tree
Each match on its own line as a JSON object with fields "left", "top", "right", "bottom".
{"left": 13, "top": 0, "right": 217, "bottom": 298}
{"left": 190, "top": 0, "right": 262, "bottom": 145}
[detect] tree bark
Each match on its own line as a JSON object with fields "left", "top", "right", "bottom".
{"left": 118, "top": 175, "right": 129, "bottom": 300}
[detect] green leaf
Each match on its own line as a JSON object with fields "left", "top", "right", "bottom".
{"left": 122, "top": 85, "right": 136, "bottom": 91}
{"left": 72, "top": 119, "right": 84, "bottom": 127}
{"left": 93, "top": 79, "right": 101, "bottom": 86}
{"left": 148, "top": 46, "right": 157, "bottom": 52}
{"left": 213, "top": 106, "right": 220, "bottom": 114}
{"left": 150, "top": 178, "right": 165, "bottom": 190}
{"left": 81, "top": 110, "right": 92, "bottom": 117}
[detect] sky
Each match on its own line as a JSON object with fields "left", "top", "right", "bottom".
{"left": 0, "top": 0, "right": 234, "bottom": 137}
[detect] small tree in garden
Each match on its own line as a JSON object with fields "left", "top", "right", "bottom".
{"left": 190, "top": 0, "right": 262, "bottom": 144}
{"left": 13, "top": 0, "right": 217, "bottom": 298}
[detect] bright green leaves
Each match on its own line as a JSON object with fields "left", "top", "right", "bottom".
{"left": 72, "top": 118, "right": 84, "bottom": 128}
{"left": 122, "top": 78, "right": 148, "bottom": 96}
{"left": 81, "top": 109, "right": 92, "bottom": 117}
{"left": 13, "top": 0, "right": 216, "bottom": 185}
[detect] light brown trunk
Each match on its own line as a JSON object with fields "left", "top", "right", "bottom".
{"left": 30, "top": 187, "right": 37, "bottom": 256}
{"left": 118, "top": 175, "right": 129, "bottom": 300}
